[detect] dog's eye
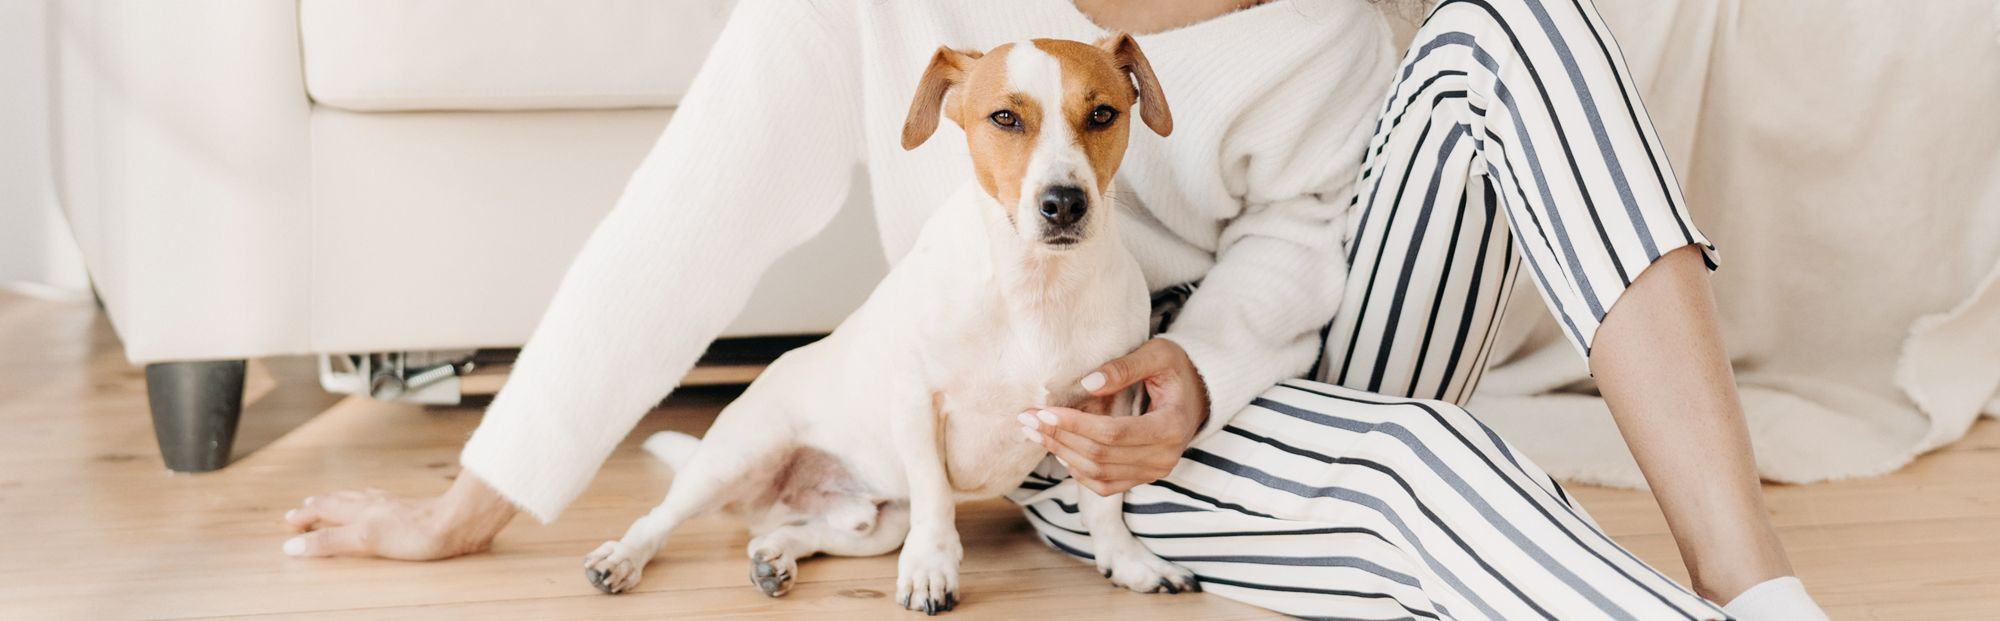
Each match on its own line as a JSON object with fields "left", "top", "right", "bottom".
{"left": 1087, "top": 106, "right": 1119, "bottom": 129}
{"left": 989, "top": 110, "right": 1021, "bottom": 130}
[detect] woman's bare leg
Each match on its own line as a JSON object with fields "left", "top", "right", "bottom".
{"left": 1590, "top": 245, "right": 1791, "bottom": 602}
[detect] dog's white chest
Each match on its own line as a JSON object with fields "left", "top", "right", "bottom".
{"left": 928, "top": 304, "right": 1135, "bottom": 498}
{"left": 866, "top": 185, "right": 1150, "bottom": 499}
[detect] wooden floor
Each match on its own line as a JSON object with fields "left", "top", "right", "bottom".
{"left": 1, "top": 293, "right": 1995, "bottom": 620}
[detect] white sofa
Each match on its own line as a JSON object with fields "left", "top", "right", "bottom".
{"left": 50, "top": 0, "right": 887, "bottom": 471}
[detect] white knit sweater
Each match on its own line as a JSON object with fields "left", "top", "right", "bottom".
{"left": 462, "top": 0, "right": 1398, "bottom": 522}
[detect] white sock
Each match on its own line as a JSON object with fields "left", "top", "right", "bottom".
{"left": 1722, "top": 576, "right": 1830, "bottom": 621}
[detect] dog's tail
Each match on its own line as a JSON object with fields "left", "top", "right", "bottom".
{"left": 641, "top": 431, "right": 702, "bottom": 472}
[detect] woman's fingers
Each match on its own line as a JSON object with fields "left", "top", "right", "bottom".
{"left": 296, "top": 493, "right": 375, "bottom": 526}
{"left": 283, "top": 492, "right": 395, "bottom": 557}
{"left": 283, "top": 506, "right": 321, "bottom": 532}
{"left": 1019, "top": 407, "right": 1178, "bottom": 481}
{"left": 283, "top": 525, "right": 373, "bottom": 558}
{"left": 1043, "top": 426, "right": 1116, "bottom": 464}
{"left": 1021, "top": 409, "right": 1104, "bottom": 448}
{"left": 1082, "top": 339, "right": 1178, "bottom": 396}
{"left": 1033, "top": 429, "right": 1151, "bottom": 482}
{"left": 1040, "top": 424, "right": 1173, "bottom": 475}
{"left": 1025, "top": 407, "right": 1163, "bottom": 447}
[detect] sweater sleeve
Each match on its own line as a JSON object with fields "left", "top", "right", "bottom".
{"left": 1157, "top": 193, "right": 1350, "bottom": 444}
{"left": 460, "top": 0, "right": 863, "bottom": 523}
{"left": 1157, "top": 38, "right": 1394, "bottom": 444}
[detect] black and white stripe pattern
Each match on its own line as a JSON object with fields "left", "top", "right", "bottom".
{"left": 1012, "top": 0, "right": 1726, "bottom": 618}
{"left": 1015, "top": 381, "right": 1724, "bottom": 620}
{"left": 1323, "top": 0, "right": 1716, "bottom": 401}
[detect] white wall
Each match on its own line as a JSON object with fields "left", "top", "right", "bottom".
{"left": 0, "top": 0, "right": 89, "bottom": 295}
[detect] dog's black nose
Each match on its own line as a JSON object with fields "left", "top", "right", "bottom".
{"left": 1038, "top": 186, "right": 1088, "bottom": 228}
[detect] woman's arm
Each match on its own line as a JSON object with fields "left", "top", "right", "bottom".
{"left": 283, "top": 0, "right": 865, "bottom": 558}
{"left": 1590, "top": 245, "right": 1792, "bottom": 602}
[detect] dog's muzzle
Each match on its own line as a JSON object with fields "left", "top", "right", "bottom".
{"left": 1036, "top": 185, "right": 1089, "bottom": 244}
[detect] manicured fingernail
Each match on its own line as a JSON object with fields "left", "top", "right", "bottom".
{"left": 1080, "top": 372, "right": 1106, "bottom": 391}
{"left": 1036, "top": 409, "right": 1059, "bottom": 425}
{"left": 1054, "top": 456, "right": 1070, "bottom": 468}
{"left": 1016, "top": 412, "right": 1038, "bottom": 428}
{"left": 1020, "top": 426, "right": 1043, "bottom": 443}
{"left": 284, "top": 509, "right": 299, "bottom": 521}
{"left": 283, "top": 537, "right": 307, "bottom": 556}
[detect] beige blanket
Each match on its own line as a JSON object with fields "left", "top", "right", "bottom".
{"left": 1444, "top": 0, "right": 2000, "bottom": 489}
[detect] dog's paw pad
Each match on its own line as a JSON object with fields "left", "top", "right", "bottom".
{"left": 583, "top": 540, "right": 645, "bottom": 595}
{"left": 584, "top": 568, "right": 615, "bottom": 593}
{"left": 755, "top": 574, "right": 791, "bottom": 597}
{"left": 585, "top": 566, "right": 631, "bottom": 594}
{"left": 748, "top": 549, "right": 796, "bottom": 597}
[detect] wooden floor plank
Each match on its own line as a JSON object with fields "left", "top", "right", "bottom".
{"left": 0, "top": 292, "right": 1994, "bottom": 620}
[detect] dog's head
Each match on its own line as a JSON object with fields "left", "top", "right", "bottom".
{"left": 901, "top": 35, "right": 1171, "bottom": 249}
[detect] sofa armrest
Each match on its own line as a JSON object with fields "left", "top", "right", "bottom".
{"left": 52, "top": 0, "right": 313, "bottom": 364}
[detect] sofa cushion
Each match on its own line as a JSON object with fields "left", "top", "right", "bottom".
{"left": 301, "top": 0, "right": 730, "bottom": 112}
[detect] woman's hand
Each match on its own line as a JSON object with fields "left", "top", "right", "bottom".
{"left": 1019, "top": 338, "right": 1210, "bottom": 495}
{"left": 282, "top": 472, "right": 518, "bottom": 561}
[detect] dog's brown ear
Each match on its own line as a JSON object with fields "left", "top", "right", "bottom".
{"left": 902, "top": 46, "right": 981, "bottom": 150}
{"left": 1098, "top": 33, "right": 1171, "bottom": 137}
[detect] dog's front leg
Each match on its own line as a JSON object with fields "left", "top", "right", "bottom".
{"left": 1077, "top": 388, "right": 1199, "bottom": 594}
{"left": 890, "top": 392, "right": 962, "bottom": 614}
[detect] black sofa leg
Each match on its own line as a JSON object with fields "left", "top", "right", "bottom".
{"left": 145, "top": 360, "right": 247, "bottom": 473}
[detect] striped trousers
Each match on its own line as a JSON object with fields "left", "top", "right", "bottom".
{"left": 1011, "top": 0, "right": 1728, "bottom": 619}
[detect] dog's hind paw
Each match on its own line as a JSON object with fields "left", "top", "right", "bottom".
{"left": 1096, "top": 544, "right": 1199, "bottom": 595}
{"left": 748, "top": 547, "right": 797, "bottom": 597}
{"left": 583, "top": 540, "right": 648, "bottom": 594}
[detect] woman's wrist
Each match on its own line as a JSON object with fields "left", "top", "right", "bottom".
{"left": 431, "top": 471, "right": 519, "bottom": 547}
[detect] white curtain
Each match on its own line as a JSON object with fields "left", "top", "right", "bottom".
{"left": 1467, "top": 0, "right": 2000, "bottom": 489}
{"left": 0, "top": 0, "right": 88, "bottom": 296}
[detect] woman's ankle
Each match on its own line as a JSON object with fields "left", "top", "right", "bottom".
{"left": 1690, "top": 553, "right": 1791, "bottom": 603}
{"left": 1682, "top": 516, "right": 1794, "bottom": 603}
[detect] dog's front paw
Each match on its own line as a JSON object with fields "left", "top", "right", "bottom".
{"left": 895, "top": 535, "right": 963, "bottom": 615}
{"left": 1095, "top": 540, "right": 1199, "bottom": 595}
{"left": 583, "top": 540, "right": 649, "bottom": 594}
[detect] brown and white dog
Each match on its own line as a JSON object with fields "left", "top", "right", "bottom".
{"left": 582, "top": 35, "right": 1194, "bottom": 614}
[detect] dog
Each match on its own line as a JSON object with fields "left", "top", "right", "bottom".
{"left": 581, "top": 34, "right": 1194, "bottom": 614}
